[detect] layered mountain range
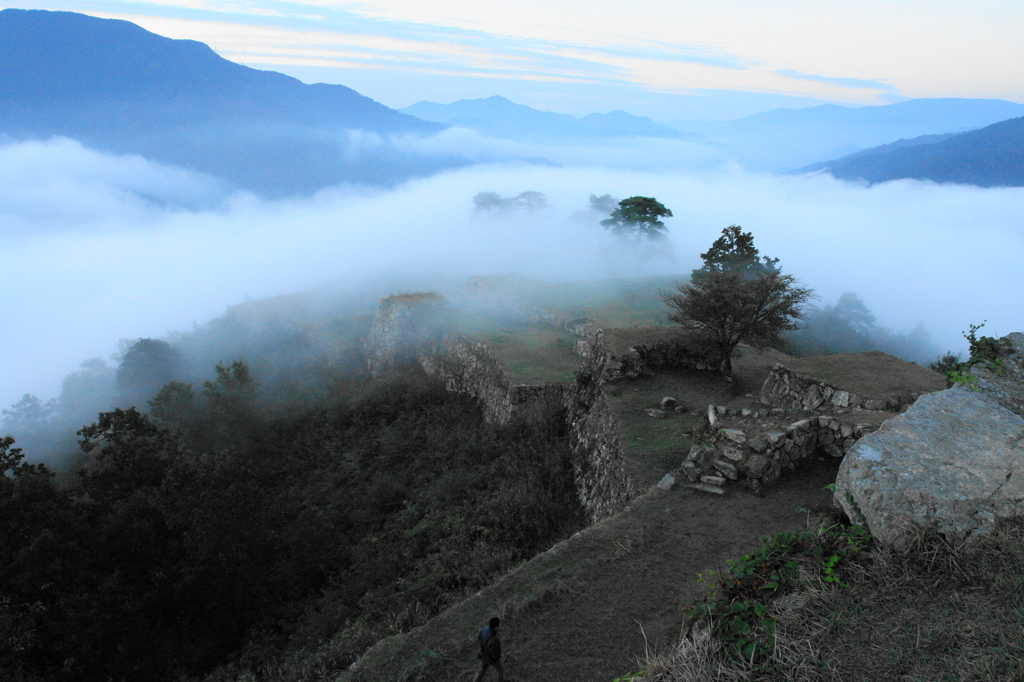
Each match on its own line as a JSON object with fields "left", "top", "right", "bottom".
{"left": 0, "top": 8, "right": 456, "bottom": 195}
{"left": 797, "top": 116, "right": 1024, "bottom": 186}
{"left": 3, "top": 8, "right": 1023, "bottom": 191}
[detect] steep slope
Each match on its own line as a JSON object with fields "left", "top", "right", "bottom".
{"left": 0, "top": 9, "right": 456, "bottom": 195}
{"left": 796, "top": 116, "right": 1024, "bottom": 187}
{"left": 402, "top": 95, "right": 687, "bottom": 141}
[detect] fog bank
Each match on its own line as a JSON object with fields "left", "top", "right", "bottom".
{"left": 2, "top": 137, "right": 1022, "bottom": 411}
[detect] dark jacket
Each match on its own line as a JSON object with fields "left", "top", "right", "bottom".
{"left": 479, "top": 626, "right": 501, "bottom": 663}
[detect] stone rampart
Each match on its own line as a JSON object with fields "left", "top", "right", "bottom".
{"left": 760, "top": 363, "right": 925, "bottom": 412}
{"left": 366, "top": 293, "right": 632, "bottom": 523}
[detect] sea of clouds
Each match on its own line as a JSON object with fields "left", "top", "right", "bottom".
{"left": 2, "top": 135, "right": 1022, "bottom": 411}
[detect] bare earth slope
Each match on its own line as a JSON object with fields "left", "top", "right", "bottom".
{"left": 348, "top": 461, "right": 836, "bottom": 681}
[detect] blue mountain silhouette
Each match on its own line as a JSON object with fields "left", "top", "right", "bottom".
{"left": 0, "top": 9, "right": 457, "bottom": 195}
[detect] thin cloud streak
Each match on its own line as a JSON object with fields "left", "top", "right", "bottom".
{"left": 22, "top": 0, "right": 1015, "bottom": 115}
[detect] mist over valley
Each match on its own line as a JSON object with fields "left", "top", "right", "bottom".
{"left": 4, "top": 7, "right": 1024, "bottom": 441}
{"left": 5, "top": 6, "right": 1024, "bottom": 682}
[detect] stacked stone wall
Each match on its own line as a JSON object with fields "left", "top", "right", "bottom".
{"left": 579, "top": 331, "right": 719, "bottom": 382}
{"left": 683, "top": 408, "right": 878, "bottom": 494}
{"left": 760, "top": 363, "right": 924, "bottom": 412}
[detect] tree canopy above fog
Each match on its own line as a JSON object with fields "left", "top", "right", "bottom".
{"left": 600, "top": 196, "right": 673, "bottom": 241}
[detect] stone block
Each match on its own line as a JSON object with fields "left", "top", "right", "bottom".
{"left": 680, "top": 462, "right": 702, "bottom": 482}
{"left": 645, "top": 408, "right": 667, "bottom": 419}
{"left": 656, "top": 473, "right": 676, "bottom": 491}
{"left": 687, "top": 445, "right": 717, "bottom": 467}
{"left": 747, "top": 438, "right": 767, "bottom": 453}
{"left": 803, "top": 383, "right": 824, "bottom": 409}
{"left": 701, "top": 475, "right": 726, "bottom": 485}
{"left": 660, "top": 396, "right": 677, "bottom": 410}
{"left": 712, "top": 459, "right": 738, "bottom": 480}
{"left": 746, "top": 454, "right": 770, "bottom": 478}
{"left": 690, "top": 483, "right": 725, "bottom": 495}
{"left": 840, "top": 422, "right": 854, "bottom": 438}
{"left": 720, "top": 428, "right": 747, "bottom": 444}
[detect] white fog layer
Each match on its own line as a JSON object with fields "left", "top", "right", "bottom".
{"left": 2, "top": 137, "right": 1022, "bottom": 410}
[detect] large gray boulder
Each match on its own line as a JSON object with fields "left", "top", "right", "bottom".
{"left": 835, "top": 332, "right": 1024, "bottom": 546}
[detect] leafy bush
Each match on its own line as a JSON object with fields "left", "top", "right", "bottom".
{"left": 684, "top": 522, "right": 871, "bottom": 670}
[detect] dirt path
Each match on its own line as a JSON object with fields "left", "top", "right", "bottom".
{"left": 439, "top": 457, "right": 840, "bottom": 682}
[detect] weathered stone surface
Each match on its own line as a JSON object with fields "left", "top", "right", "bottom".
{"left": 745, "top": 454, "right": 770, "bottom": 478}
{"left": 645, "top": 408, "right": 667, "bottom": 419}
{"left": 803, "top": 383, "right": 824, "bottom": 409}
{"left": 660, "top": 396, "right": 678, "bottom": 410}
{"left": 690, "top": 483, "right": 725, "bottom": 495}
{"left": 718, "top": 445, "right": 745, "bottom": 462}
{"left": 687, "top": 445, "right": 718, "bottom": 467}
{"left": 760, "top": 459, "right": 782, "bottom": 486}
{"left": 712, "top": 459, "right": 738, "bottom": 480}
{"left": 719, "top": 428, "right": 747, "bottom": 444}
{"left": 706, "top": 404, "right": 718, "bottom": 427}
{"left": 656, "top": 473, "right": 676, "bottom": 491}
{"left": 701, "top": 475, "right": 726, "bottom": 486}
{"left": 747, "top": 438, "right": 767, "bottom": 453}
{"left": 836, "top": 386, "right": 1024, "bottom": 547}
{"left": 969, "top": 332, "right": 1024, "bottom": 417}
{"left": 680, "top": 462, "right": 702, "bottom": 482}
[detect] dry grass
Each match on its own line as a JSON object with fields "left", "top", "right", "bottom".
{"left": 636, "top": 518, "right": 1024, "bottom": 682}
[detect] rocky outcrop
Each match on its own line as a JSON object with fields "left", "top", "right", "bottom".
{"left": 835, "top": 332, "right": 1024, "bottom": 546}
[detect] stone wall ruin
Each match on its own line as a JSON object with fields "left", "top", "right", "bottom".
{"left": 365, "top": 293, "right": 633, "bottom": 523}
{"left": 683, "top": 406, "right": 878, "bottom": 494}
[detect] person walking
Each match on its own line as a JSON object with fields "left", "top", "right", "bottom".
{"left": 473, "top": 617, "right": 504, "bottom": 682}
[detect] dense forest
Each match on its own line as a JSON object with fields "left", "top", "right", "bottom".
{"left": 0, "top": 300, "right": 585, "bottom": 681}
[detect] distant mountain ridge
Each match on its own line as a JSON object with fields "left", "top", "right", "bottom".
{"left": 0, "top": 9, "right": 456, "bottom": 195}
{"left": 796, "top": 116, "right": 1024, "bottom": 187}
{"left": 402, "top": 96, "right": 688, "bottom": 141}
{"left": 680, "top": 98, "right": 1024, "bottom": 172}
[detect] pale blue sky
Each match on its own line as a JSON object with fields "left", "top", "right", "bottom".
{"left": 7, "top": 1, "right": 1024, "bottom": 120}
